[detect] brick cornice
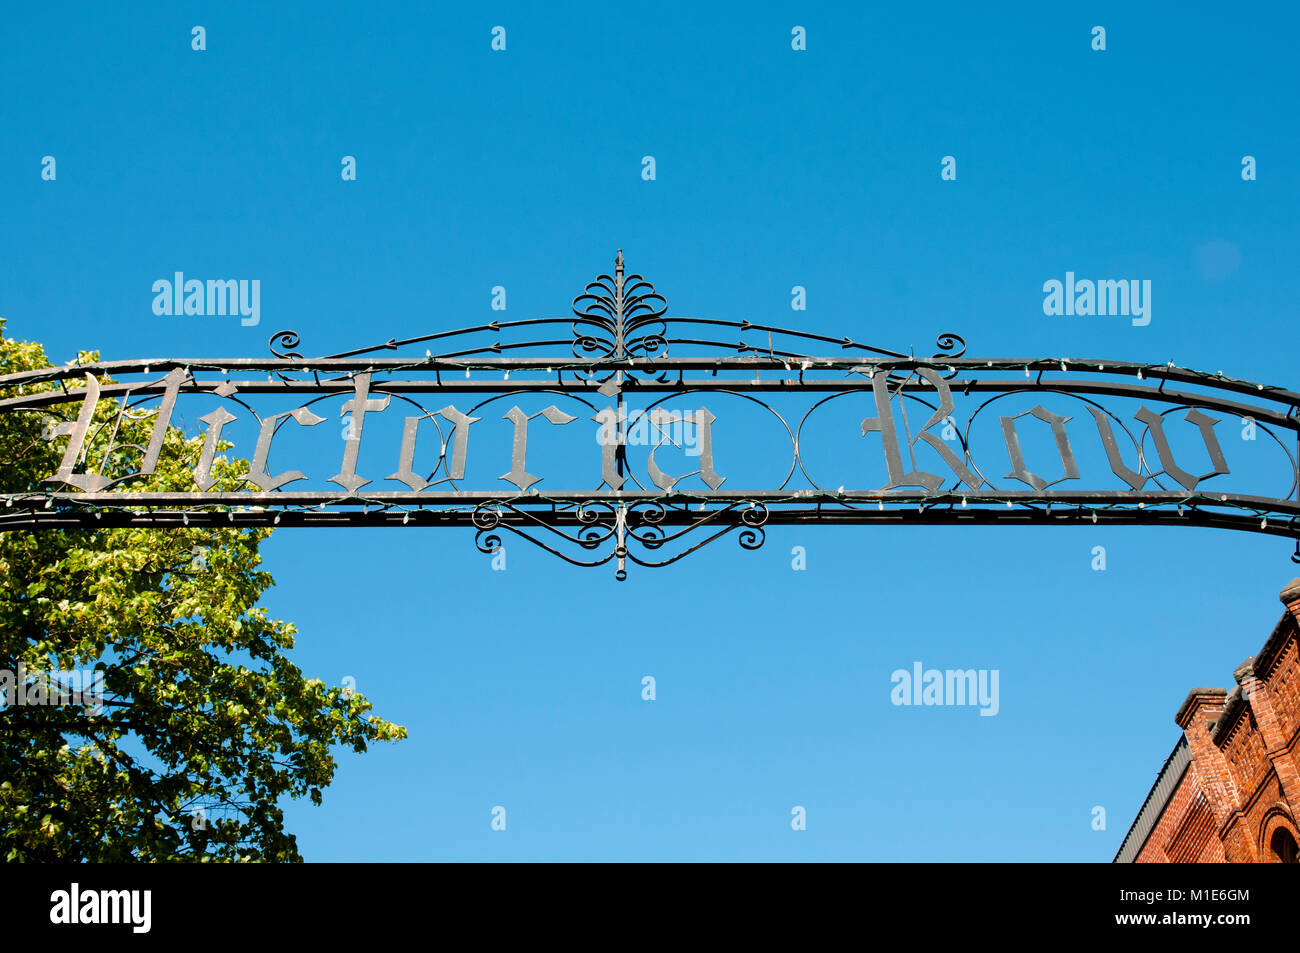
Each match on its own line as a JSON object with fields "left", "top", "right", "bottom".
{"left": 1255, "top": 610, "right": 1297, "bottom": 677}
{"left": 1176, "top": 688, "right": 1228, "bottom": 729}
{"left": 1211, "top": 685, "right": 1246, "bottom": 746}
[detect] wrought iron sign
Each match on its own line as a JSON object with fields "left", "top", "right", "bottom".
{"left": 2, "top": 252, "right": 1298, "bottom": 578}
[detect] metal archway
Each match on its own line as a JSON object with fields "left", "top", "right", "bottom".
{"left": 2, "top": 252, "right": 1297, "bottom": 578}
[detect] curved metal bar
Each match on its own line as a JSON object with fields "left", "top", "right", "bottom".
{"left": 624, "top": 503, "right": 769, "bottom": 568}
{"left": 5, "top": 360, "right": 1299, "bottom": 428}
{"left": 473, "top": 524, "right": 617, "bottom": 569}
{"left": 268, "top": 330, "right": 303, "bottom": 359}
{"left": 663, "top": 316, "right": 913, "bottom": 360}
{"left": 473, "top": 500, "right": 620, "bottom": 550}
{"left": 624, "top": 499, "right": 752, "bottom": 547}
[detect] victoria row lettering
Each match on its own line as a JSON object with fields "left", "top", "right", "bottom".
{"left": 40, "top": 371, "right": 1230, "bottom": 494}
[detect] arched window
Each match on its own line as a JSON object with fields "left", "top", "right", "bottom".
{"left": 1269, "top": 827, "right": 1299, "bottom": 863}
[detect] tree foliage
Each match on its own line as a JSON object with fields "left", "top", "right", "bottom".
{"left": 0, "top": 322, "right": 406, "bottom": 861}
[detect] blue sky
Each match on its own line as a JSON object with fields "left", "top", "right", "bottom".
{"left": 3, "top": 2, "right": 1299, "bottom": 859}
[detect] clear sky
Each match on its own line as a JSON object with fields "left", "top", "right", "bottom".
{"left": 3, "top": 2, "right": 1299, "bottom": 860}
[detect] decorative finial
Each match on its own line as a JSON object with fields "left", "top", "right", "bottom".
{"left": 616, "top": 249, "right": 624, "bottom": 280}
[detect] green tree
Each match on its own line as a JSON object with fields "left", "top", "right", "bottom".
{"left": 0, "top": 321, "right": 406, "bottom": 861}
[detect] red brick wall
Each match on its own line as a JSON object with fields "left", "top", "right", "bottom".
{"left": 1134, "top": 594, "right": 1300, "bottom": 862}
{"left": 1135, "top": 764, "right": 1227, "bottom": 863}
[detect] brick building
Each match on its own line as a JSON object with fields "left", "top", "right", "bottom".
{"left": 1114, "top": 578, "right": 1300, "bottom": 863}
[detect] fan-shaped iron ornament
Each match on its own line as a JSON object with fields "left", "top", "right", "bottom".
{"left": 3, "top": 251, "right": 1299, "bottom": 578}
